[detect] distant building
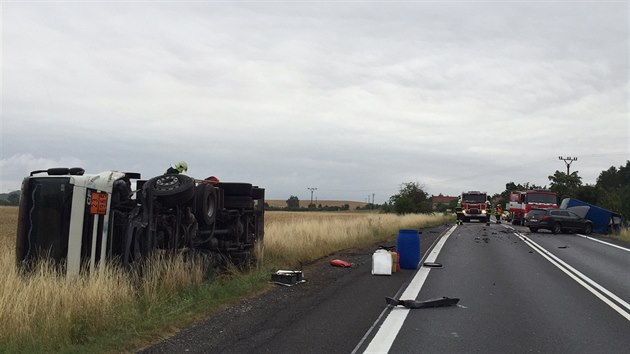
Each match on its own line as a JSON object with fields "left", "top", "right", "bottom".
{"left": 430, "top": 195, "right": 458, "bottom": 210}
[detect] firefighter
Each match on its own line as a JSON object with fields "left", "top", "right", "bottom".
{"left": 495, "top": 203, "right": 503, "bottom": 224}
{"left": 455, "top": 198, "right": 463, "bottom": 224}
{"left": 165, "top": 161, "right": 188, "bottom": 174}
{"left": 485, "top": 201, "right": 492, "bottom": 225}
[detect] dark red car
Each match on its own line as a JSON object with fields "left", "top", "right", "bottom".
{"left": 525, "top": 208, "right": 593, "bottom": 235}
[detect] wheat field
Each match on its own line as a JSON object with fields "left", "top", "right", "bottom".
{"left": 0, "top": 206, "right": 451, "bottom": 350}
{"left": 265, "top": 199, "right": 368, "bottom": 209}
{"left": 0, "top": 206, "right": 205, "bottom": 350}
{"left": 263, "top": 211, "right": 450, "bottom": 264}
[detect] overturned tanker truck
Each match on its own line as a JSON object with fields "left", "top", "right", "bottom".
{"left": 15, "top": 167, "right": 264, "bottom": 276}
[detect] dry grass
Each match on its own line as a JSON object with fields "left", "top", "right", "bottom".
{"left": 0, "top": 206, "right": 205, "bottom": 350}
{"left": 0, "top": 256, "right": 135, "bottom": 347}
{"left": 615, "top": 227, "right": 630, "bottom": 243}
{"left": 263, "top": 211, "right": 451, "bottom": 266}
{"left": 0, "top": 206, "right": 17, "bottom": 251}
{"left": 0, "top": 206, "right": 450, "bottom": 350}
{"left": 265, "top": 199, "right": 368, "bottom": 210}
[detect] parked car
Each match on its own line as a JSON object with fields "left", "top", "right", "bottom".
{"left": 525, "top": 208, "right": 593, "bottom": 235}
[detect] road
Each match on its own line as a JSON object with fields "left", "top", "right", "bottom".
{"left": 142, "top": 221, "right": 630, "bottom": 354}
{"left": 358, "top": 221, "right": 630, "bottom": 353}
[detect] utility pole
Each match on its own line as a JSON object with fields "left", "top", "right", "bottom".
{"left": 558, "top": 156, "right": 578, "bottom": 175}
{"left": 372, "top": 193, "right": 375, "bottom": 209}
{"left": 307, "top": 187, "right": 318, "bottom": 207}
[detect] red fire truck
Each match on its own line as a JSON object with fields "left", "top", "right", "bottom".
{"left": 508, "top": 190, "right": 558, "bottom": 225}
{"left": 455, "top": 191, "right": 490, "bottom": 223}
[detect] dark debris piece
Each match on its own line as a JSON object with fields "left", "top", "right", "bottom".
{"left": 386, "top": 296, "right": 460, "bottom": 309}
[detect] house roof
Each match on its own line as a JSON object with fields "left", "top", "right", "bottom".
{"left": 431, "top": 195, "right": 458, "bottom": 204}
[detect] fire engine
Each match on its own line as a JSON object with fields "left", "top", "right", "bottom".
{"left": 455, "top": 191, "right": 489, "bottom": 223}
{"left": 508, "top": 190, "right": 558, "bottom": 225}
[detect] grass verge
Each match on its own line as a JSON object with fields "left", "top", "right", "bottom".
{"left": 611, "top": 227, "right": 630, "bottom": 243}
{"left": 0, "top": 206, "right": 452, "bottom": 352}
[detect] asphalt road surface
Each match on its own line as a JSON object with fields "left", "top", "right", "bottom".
{"left": 142, "top": 221, "right": 630, "bottom": 354}
{"left": 359, "top": 221, "right": 630, "bottom": 353}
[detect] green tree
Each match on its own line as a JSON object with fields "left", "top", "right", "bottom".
{"left": 7, "top": 191, "right": 20, "bottom": 206}
{"left": 389, "top": 182, "right": 432, "bottom": 214}
{"left": 286, "top": 195, "right": 300, "bottom": 209}
{"left": 595, "top": 161, "right": 630, "bottom": 219}
{"left": 597, "top": 165, "right": 625, "bottom": 189}
{"left": 448, "top": 198, "right": 459, "bottom": 211}
{"left": 548, "top": 170, "right": 582, "bottom": 202}
{"left": 574, "top": 184, "right": 599, "bottom": 205}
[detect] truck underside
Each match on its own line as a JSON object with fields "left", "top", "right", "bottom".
{"left": 15, "top": 169, "right": 264, "bottom": 276}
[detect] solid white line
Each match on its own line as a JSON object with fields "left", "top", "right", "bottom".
{"left": 362, "top": 224, "right": 458, "bottom": 354}
{"left": 518, "top": 233, "right": 630, "bottom": 312}
{"left": 575, "top": 234, "right": 630, "bottom": 252}
{"left": 351, "top": 227, "right": 449, "bottom": 354}
{"left": 516, "top": 232, "right": 630, "bottom": 321}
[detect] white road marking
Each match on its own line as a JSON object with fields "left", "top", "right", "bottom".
{"left": 361, "top": 225, "right": 458, "bottom": 354}
{"left": 516, "top": 232, "right": 630, "bottom": 321}
{"left": 575, "top": 234, "right": 630, "bottom": 252}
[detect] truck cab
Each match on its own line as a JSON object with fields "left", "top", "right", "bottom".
{"left": 508, "top": 190, "right": 557, "bottom": 225}
{"left": 456, "top": 191, "right": 490, "bottom": 223}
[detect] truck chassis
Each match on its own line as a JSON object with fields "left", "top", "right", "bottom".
{"left": 15, "top": 168, "right": 264, "bottom": 276}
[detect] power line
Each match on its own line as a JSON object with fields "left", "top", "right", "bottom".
{"left": 307, "top": 187, "right": 318, "bottom": 206}
{"left": 558, "top": 156, "right": 578, "bottom": 175}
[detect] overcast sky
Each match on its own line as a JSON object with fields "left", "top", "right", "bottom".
{"left": 1, "top": 1, "right": 628, "bottom": 203}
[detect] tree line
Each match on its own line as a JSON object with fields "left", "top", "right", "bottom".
{"left": 3, "top": 161, "right": 627, "bottom": 219}
{"left": 265, "top": 196, "right": 351, "bottom": 211}
{"left": 384, "top": 161, "right": 630, "bottom": 219}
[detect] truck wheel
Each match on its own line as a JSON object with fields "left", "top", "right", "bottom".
{"left": 230, "top": 250, "right": 257, "bottom": 270}
{"left": 146, "top": 174, "right": 195, "bottom": 206}
{"left": 195, "top": 184, "right": 217, "bottom": 226}
{"left": 224, "top": 196, "right": 253, "bottom": 209}
{"left": 252, "top": 187, "right": 265, "bottom": 200}
{"left": 217, "top": 182, "right": 252, "bottom": 196}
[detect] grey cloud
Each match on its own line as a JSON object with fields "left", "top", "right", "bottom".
{"left": 2, "top": 1, "right": 627, "bottom": 201}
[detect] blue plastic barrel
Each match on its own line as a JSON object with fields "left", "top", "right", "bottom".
{"left": 397, "top": 229, "right": 421, "bottom": 269}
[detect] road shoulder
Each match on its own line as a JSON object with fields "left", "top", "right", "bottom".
{"left": 140, "top": 223, "right": 451, "bottom": 353}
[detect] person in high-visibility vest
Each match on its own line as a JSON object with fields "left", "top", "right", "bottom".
{"left": 455, "top": 198, "right": 463, "bottom": 224}
{"left": 165, "top": 161, "right": 188, "bottom": 174}
{"left": 495, "top": 203, "right": 503, "bottom": 224}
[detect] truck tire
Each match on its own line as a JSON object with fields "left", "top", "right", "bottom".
{"left": 195, "top": 184, "right": 217, "bottom": 226}
{"left": 252, "top": 187, "right": 265, "bottom": 200}
{"left": 224, "top": 196, "right": 253, "bottom": 209}
{"left": 229, "top": 250, "right": 257, "bottom": 270}
{"left": 217, "top": 182, "right": 252, "bottom": 196}
{"left": 146, "top": 174, "right": 195, "bottom": 206}
{"left": 583, "top": 224, "right": 592, "bottom": 235}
